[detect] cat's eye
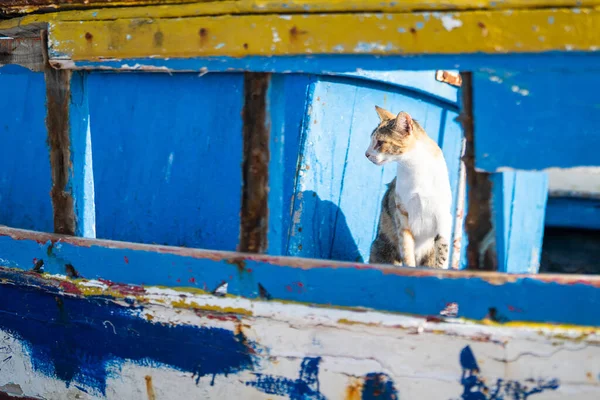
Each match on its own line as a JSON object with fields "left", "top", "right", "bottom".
{"left": 376, "top": 140, "right": 384, "bottom": 147}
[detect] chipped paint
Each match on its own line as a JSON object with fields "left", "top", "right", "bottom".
{"left": 440, "top": 14, "right": 463, "bottom": 31}
{"left": 21, "top": 8, "right": 599, "bottom": 62}
{"left": 0, "top": 267, "right": 598, "bottom": 398}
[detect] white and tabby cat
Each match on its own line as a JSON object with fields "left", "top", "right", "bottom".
{"left": 366, "top": 106, "right": 452, "bottom": 269}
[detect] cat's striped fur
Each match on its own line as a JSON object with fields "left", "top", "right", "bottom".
{"left": 366, "top": 106, "right": 452, "bottom": 269}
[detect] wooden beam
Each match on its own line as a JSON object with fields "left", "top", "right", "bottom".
{"left": 239, "top": 72, "right": 270, "bottom": 254}
{"left": 32, "top": 7, "right": 600, "bottom": 63}
{"left": 2, "top": 0, "right": 600, "bottom": 20}
{"left": 44, "top": 65, "right": 95, "bottom": 237}
{"left": 460, "top": 72, "right": 496, "bottom": 271}
{"left": 1, "top": 225, "right": 600, "bottom": 326}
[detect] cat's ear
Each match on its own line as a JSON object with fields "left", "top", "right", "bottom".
{"left": 393, "top": 112, "right": 413, "bottom": 133}
{"left": 375, "top": 105, "right": 395, "bottom": 122}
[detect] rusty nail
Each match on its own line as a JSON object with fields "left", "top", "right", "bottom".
{"left": 199, "top": 28, "right": 207, "bottom": 37}
{"left": 243, "top": 43, "right": 249, "bottom": 49}
{"left": 85, "top": 32, "right": 93, "bottom": 40}
{"left": 410, "top": 27, "right": 417, "bottom": 34}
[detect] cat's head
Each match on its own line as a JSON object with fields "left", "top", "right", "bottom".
{"left": 365, "top": 106, "right": 418, "bottom": 165}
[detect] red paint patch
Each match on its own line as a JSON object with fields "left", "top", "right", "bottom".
{"left": 246, "top": 268, "right": 253, "bottom": 273}
{"left": 189, "top": 277, "right": 196, "bottom": 284}
{"left": 285, "top": 285, "right": 292, "bottom": 292}
{"left": 98, "top": 278, "right": 145, "bottom": 295}
{"left": 176, "top": 278, "right": 181, "bottom": 283}
{"left": 507, "top": 305, "right": 523, "bottom": 313}
{"left": 32, "top": 258, "right": 38, "bottom": 264}
{"left": 59, "top": 281, "right": 82, "bottom": 295}
{"left": 204, "top": 313, "right": 239, "bottom": 322}
{"left": 124, "top": 256, "right": 129, "bottom": 264}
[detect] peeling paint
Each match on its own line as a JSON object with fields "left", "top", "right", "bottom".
{"left": 440, "top": 14, "right": 463, "bottom": 31}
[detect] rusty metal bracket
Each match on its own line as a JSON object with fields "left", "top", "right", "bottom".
{"left": 436, "top": 70, "right": 462, "bottom": 87}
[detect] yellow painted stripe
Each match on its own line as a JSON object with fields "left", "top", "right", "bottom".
{"left": 47, "top": 8, "right": 600, "bottom": 61}
{"left": 2, "top": 0, "right": 600, "bottom": 31}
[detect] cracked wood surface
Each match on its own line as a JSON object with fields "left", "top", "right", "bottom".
{"left": 0, "top": 268, "right": 597, "bottom": 399}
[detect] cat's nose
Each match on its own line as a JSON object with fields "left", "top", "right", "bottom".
{"left": 365, "top": 151, "right": 370, "bottom": 158}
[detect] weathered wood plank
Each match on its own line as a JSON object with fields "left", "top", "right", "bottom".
{"left": 0, "top": 226, "right": 599, "bottom": 326}
{"left": 44, "top": 67, "right": 94, "bottom": 237}
{"left": 0, "top": 267, "right": 597, "bottom": 399}
{"left": 0, "top": 67, "right": 53, "bottom": 233}
{"left": 45, "top": 67, "right": 76, "bottom": 235}
{"left": 492, "top": 172, "right": 548, "bottom": 273}
{"left": 45, "top": 8, "right": 600, "bottom": 62}
{"left": 240, "top": 72, "right": 271, "bottom": 254}
{"left": 460, "top": 72, "right": 496, "bottom": 271}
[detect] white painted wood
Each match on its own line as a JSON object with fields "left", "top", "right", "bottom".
{"left": 546, "top": 167, "right": 600, "bottom": 198}
{"left": 0, "top": 282, "right": 598, "bottom": 399}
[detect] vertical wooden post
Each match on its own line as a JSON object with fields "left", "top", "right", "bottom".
{"left": 236, "top": 72, "right": 271, "bottom": 298}
{"left": 45, "top": 67, "right": 95, "bottom": 238}
{"left": 460, "top": 72, "right": 497, "bottom": 271}
{"left": 461, "top": 72, "right": 548, "bottom": 273}
{"left": 239, "top": 72, "right": 271, "bottom": 254}
{"left": 266, "top": 75, "right": 286, "bottom": 256}
{"left": 492, "top": 172, "right": 548, "bottom": 273}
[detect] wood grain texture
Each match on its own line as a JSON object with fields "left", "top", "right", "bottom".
{"left": 492, "top": 171, "right": 548, "bottom": 274}
{"left": 45, "top": 66, "right": 75, "bottom": 235}
{"left": 460, "top": 72, "right": 496, "bottom": 271}
{"left": 240, "top": 72, "right": 270, "bottom": 253}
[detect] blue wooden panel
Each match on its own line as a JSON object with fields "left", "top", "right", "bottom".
{"left": 474, "top": 70, "right": 600, "bottom": 171}
{"left": 0, "top": 227, "right": 599, "bottom": 326}
{"left": 0, "top": 66, "right": 53, "bottom": 232}
{"left": 87, "top": 73, "right": 244, "bottom": 250}
{"left": 338, "top": 70, "right": 459, "bottom": 104}
{"left": 72, "top": 52, "right": 600, "bottom": 74}
{"left": 492, "top": 171, "right": 549, "bottom": 273}
{"left": 287, "top": 76, "right": 462, "bottom": 263}
{"left": 286, "top": 79, "right": 357, "bottom": 260}
{"left": 267, "top": 75, "right": 313, "bottom": 255}
{"left": 0, "top": 269, "right": 253, "bottom": 396}
{"left": 545, "top": 197, "right": 600, "bottom": 230}
{"left": 68, "top": 71, "right": 96, "bottom": 238}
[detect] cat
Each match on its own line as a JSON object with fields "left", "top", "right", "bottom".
{"left": 366, "top": 106, "right": 452, "bottom": 269}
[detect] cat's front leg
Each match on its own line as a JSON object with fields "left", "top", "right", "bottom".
{"left": 434, "top": 235, "right": 449, "bottom": 269}
{"left": 394, "top": 205, "right": 416, "bottom": 267}
{"left": 399, "top": 229, "right": 417, "bottom": 267}
{"left": 434, "top": 212, "right": 452, "bottom": 269}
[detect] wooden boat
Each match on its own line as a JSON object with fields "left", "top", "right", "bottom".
{"left": 0, "top": 1, "right": 599, "bottom": 399}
